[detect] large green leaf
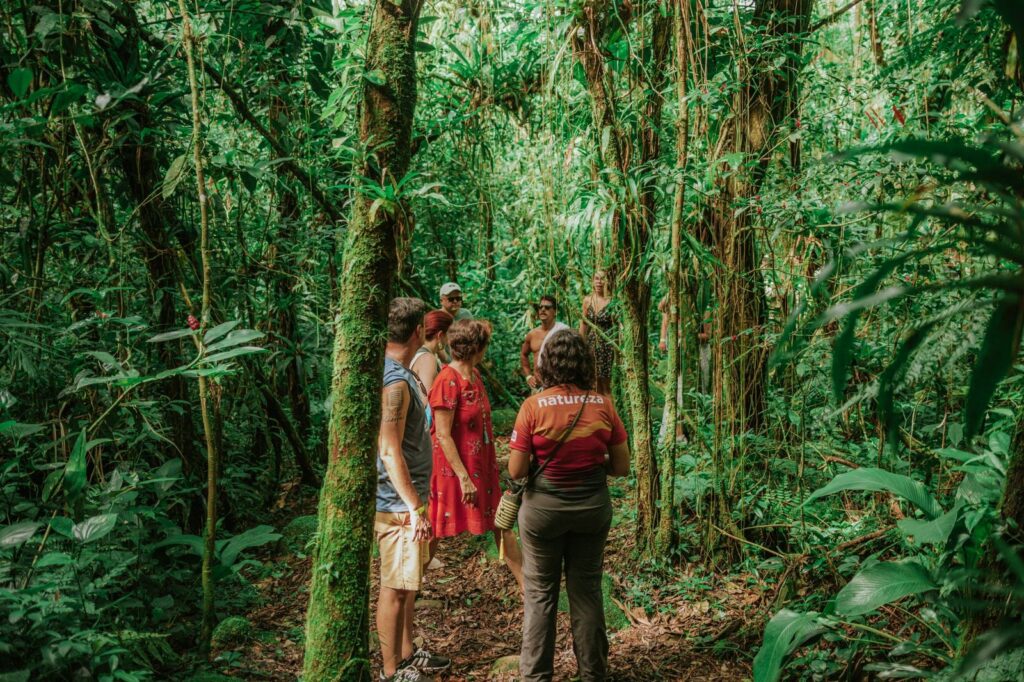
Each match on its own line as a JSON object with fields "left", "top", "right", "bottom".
{"left": 63, "top": 429, "right": 88, "bottom": 505}
{"left": 0, "top": 521, "right": 41, "bottom": 548}
{"left": 965, "top": 297, "right": 1023, "bottom": 437}
{"left": 147, "top": 328, "right": 196, "bottom": 343}
{"left": 203, "top": 320, "right": 241, "bottom": 345}
{"left": 753, "top": 609, "right": 826, "bottom": 682}
{"left": 0, "top": 421, "right": 46, "bottom": 438}
{"left": 152, "top": 533, "right": 204, "bottom": 557}
{"left": 806, "top": 468, "right": 943, "bottom": 519}
{"left": 162, "top": 154, "right": 188, "bottom": 199}
{"left": 204, "top": 329, "right": 264, "bottom": 354}
{"left": 7, "top": 67, "right": 32, "bottom": 98}
{"left": 73, "top": 513, "right": 119, "bottom": 544}
{"left": 198, "top": 346, "right": 267, "bottom": 366}
{"left": 897, "top": 505, "right": 959, "bottom": 546}
{"left": 834, "top": 560, "right": 937, "bottom": 617}
{"left": 219, "top": 525, "right": 281, "bottom": 568}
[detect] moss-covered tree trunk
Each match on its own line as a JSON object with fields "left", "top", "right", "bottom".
{"left": 656, "top": 0, "right": 694, "bottom": 556}
{"left": 573, "top": 0, "right": 669, "bottom": 556}
{"left": 302, "top": 0, "right": 422, "bottom": 678}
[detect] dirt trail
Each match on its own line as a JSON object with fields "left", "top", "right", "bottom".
{"left": 233, "top": 487, "right": 757, "bottom": 681}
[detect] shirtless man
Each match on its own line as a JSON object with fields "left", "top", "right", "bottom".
{"left": 520, "top": 295, "right": 570, "bottom": 390}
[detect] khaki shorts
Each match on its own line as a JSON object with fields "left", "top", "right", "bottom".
{"left": 375, "top": 511, "right": 428, "bottom": 591}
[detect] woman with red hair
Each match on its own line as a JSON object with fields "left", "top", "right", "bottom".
{"left": 411, "top": 309, "right": 454, "bottom": 392}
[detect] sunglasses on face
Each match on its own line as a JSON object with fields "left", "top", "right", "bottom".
{"left": 447, "top": 296, "right": 463, "bottom": 303}
{"left": 535, "top": 304, "right": 554, "bottom": 311}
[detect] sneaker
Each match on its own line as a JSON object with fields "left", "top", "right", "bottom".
{"left": 379, "top": 666, "right": 428, "bottom": 681}
{"left": 403, "top": 647, "right": 451, "bottom": 674}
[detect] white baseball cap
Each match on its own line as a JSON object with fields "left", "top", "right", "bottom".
{"left": 439, "top": 282, "right": 462, "bottom": 297}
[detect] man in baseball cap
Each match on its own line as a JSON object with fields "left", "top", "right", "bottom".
{"left": 439, "top": 282, "right": 473, "bottom": 322}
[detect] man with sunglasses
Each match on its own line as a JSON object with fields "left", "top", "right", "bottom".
{"left": 439, "top": 282, "right": 473, "bottom": 322}
{"left": 520, "top": 295, "right": 570, "bottom": 390}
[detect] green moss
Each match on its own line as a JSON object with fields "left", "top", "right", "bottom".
{"left": 602, "top": 573, "right": 629, "bottom": 632}
{"left": 211, "top": 616, "right": 254, "bottom": 650}
{"left": 304, "top": 4, "right": 421, "bottom": 679}
{"left": 280, "top": 515, "right": 318, "bottom": 554}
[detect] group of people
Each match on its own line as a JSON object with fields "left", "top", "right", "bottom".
{"left": 374, "top": 282, "right": 631, "bottom": 682}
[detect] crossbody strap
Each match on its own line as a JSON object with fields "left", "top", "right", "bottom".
{"left": 526, "top": 391, "right": 590, "bottom": 488}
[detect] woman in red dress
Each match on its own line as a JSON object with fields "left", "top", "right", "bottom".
{"left": 429, "top": 319, "right": 524, "bottom": 589}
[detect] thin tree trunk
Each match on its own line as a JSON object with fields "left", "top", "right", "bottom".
{"left": 868, "top": 0, "right": 885, "bottom": 67}
{"left": 303, "top": 0, "right": 423, "bottom": 676}
{"left": 656, "top": 0, "right": 693, "bottom": 556}
{"left": 177, "top": 0, "right": 220, "bottom": 652}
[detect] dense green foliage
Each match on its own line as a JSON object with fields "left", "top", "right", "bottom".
{"left": 2, "top": 0, "right": 1023, "bottom": 679}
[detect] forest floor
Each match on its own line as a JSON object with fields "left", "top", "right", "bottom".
{"left": 218, "top": 442, "right": 766, "bottom": 681}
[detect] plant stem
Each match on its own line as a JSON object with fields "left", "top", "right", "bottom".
{"left": 177, "top": 0, "right": 219, "bottom": 654}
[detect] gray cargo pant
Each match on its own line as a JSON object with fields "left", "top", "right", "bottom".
{"left": 518, "top": 487, "right": 612, "bottom": 682}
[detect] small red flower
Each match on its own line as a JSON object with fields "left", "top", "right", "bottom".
{"left": 187, "top": 315, "right": 200, "bottom": 331}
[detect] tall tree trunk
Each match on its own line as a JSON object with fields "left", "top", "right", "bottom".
{"left": 656, "top": 0, "right": 694, "bottom": 556}
{"left": 702, "top": 0, "right": 814, "bottom": 560}
{"left": 175, "top": 0, "right": 221, "bottom": 652}
{"left": 303, "top": 0, "right": 422, "bottom": 677}
{"left": 867, "top": 0, "right": 885, "bottom": 67}
{"left": 573, "top": 0, "right": 669, "bottom": 556}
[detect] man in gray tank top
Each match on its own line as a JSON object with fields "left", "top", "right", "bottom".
{"left": 375, "top": 298, "right": 451, "bottom": 681}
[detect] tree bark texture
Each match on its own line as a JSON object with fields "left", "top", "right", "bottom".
{"left": 701, "top": 0, "right": 814, "bottom": 559}
{"left": 656, "top": 0, "right": 694, "bottom": 556}
{"left": 573, "top": 0, "right": 669, "bottom": 556}
{"left": 302, "top": 0, "right": 422, "bottom": 677}
{"left": 175, "top": 0, "right": 221, "bottom": 652}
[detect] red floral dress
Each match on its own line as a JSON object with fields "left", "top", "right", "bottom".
{"left": 428, "top": 365, "right": 501, "bottom": 536}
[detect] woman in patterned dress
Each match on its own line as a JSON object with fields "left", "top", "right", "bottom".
{"left": 580, "top": 270, "right": 615, "bottom": 396}
{"left": 428, "top": 319, "right": 524, "bottom": 589}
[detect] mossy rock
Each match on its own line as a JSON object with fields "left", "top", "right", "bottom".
{"left": 556, "top": 574, "right": 628, "bottom": 633}
{"left": 491, "top": 408, "right": 518, "bottom": 436}
{"left": 280, "top": 514, "right": 318, "bottom": 554}
{"left": 601, "top": 574, "right": 629, "bottom": 632}
{"left": 490, "top": 655, "right": 520, "bottom": 677}
{"left": 211, "top": 616, "right": 254, "bottom": 650}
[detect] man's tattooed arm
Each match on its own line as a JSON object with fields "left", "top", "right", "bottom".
{"left": 382, "top": 383, "right": 406, "bottom": 423}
